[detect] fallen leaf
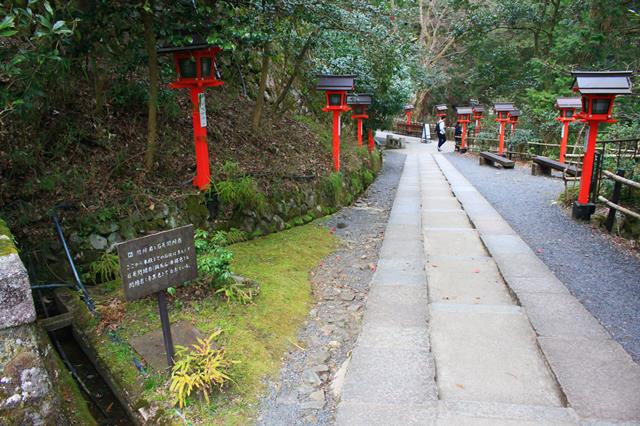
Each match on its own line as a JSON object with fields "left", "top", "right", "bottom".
{"left": 472, "top": 269, "right": 481, "bottom": 273}
{"left": 456, "top": 383, "right": 465, "bottom": 389}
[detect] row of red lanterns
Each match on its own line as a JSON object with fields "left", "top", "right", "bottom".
{"left": 316, "top": 75, "right": 375, "bottom": 172}
{"left": 154, "top": 38, "right": 634, "bottom": 224}
{"left": 435, "top": 71, "right": 632, "bottom": 221}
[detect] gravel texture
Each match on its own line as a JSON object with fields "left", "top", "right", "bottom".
{"left": 445, "top": 153, "right": 640, "bottom": 363}
{"left": 256, "top": 151, "right": 406, "bottom": 425}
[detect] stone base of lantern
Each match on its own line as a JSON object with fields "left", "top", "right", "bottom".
{"left": 572, "top": 201, "right": 596, "bottom": 221}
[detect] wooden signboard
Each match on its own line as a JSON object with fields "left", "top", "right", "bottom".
{"left": 117, "top": 225, "right": 197, "bottom": 301}
{"left": 116, "top": 225, "right": 198, "bottom": 368}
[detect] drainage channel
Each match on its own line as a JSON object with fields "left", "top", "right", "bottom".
{"left": 36, "top": 291, "right": 134, "bottom": 426}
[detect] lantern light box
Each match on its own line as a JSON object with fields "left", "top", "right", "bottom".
{"left": 158, "top": 40, "right": 224, "bottom": 190}
{"left": 435, "top": 104, "right": 448, "bottom": 118}
{"left": 317, "top": 75, "right": 356, "bottom": 112}
{"left": 570, "top": 70, "right": 633, "bottom": 220}
{"left": 347, "top": 93, "right": 372, "bottom": 148}
{"left": 555, "top": 97, "right": 583, "bottom": 164}
{"left": 316, "top": 75, "right": 356, "bottom": 171}
{"left": 493, "top": 102, "right": 515, "bottom": 155}
{"left": 456, "top": 106, "right": 473, "bottom": 153}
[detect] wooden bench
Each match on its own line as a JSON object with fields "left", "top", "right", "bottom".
{"left": 531, "top": 155, "right": 581, "bottom": 177}
{"left": 479, "top": 151, "right": 515, "bottom": 169}
{"left": 385, "top": 134, "right": 405, "bottom": 149}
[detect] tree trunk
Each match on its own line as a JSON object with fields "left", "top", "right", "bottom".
{"left": 142, "top": 5, "right": 159, "bottom": 172}
{"left": 274, "top": 31, "right": 317, "bottom": 111}
{"left": 252, "top": 42, "right": 271, "bottom": 132}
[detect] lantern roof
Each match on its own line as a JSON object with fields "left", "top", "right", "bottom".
{"left": 316, "top": 75, "right": 356, "bottom": 91}
{"left": 472, "top": 105, "right": 485, "bottom": 113}
{"left": 347, "top": 93, "right": 373, "bottom": 105}
{"left": 555, "top": 97, "right": 582, "bottom": 109}
{"left": 494, "top": 102, "right": 515, "bottom": 112}
{"left": 571, "top": 70, "right": 633, "bottom": 94}
{"left": 158, "top": 34, "right": 219, "bottom": 54}
{"left": 404, "top": 104, "right": 415, "bottom": 111}
{"left": 435, "top": 104, "right": 448, "bottom": 112}
{"left": 508, "top": 109, "right": 521, "bottom": 117}
{"left": 456, "top": 106, "right": 473, "bottom": 115}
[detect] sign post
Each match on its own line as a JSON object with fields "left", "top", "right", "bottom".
{"left": 116, "top": 225, "right": 198, "bottom": 368}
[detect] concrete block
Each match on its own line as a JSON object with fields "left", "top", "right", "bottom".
{"left": 423, "top": 211, "right": 472, "bottom": 229}
{"left": 517, "top": 293, "right": 610, "bottom": 339}
{"left": 538, "top": 337, "right": 640, "bottom": 422}
{"left": 364, "top": 285, "right": 428, "bottom": 328}
{"left": 429, "top": 306, "right": 564, "bottom": 407}
{"left": 0, "top": 253, "right": 36, "bottom": 329}
{"left": 336, "top": 401, "right": 437, "bottom": 426}
{"left": 340, "top": 346, "right": 438, "bottom": 405}
{"left": 357, "top": 324, "right": 430, "bottom": 350}
{"left": 505, "top": 276, "right": 569, "bottom": 295}
{"left": 424, "top": 229, "right": 486, "bottom": 257}
{"left": 422, "top": 197, "right": 461, "bottom": 210}
{"left": 437, "top": 400, "right": 579, "bottom": 425}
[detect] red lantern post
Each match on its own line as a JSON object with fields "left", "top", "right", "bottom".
{"left": 456, "top": 106, "right": 473, "bottom": 154}
{"left": 348, "top": 94, "right": 372, "bottom": 147}
{"left": 554, "top": 97, "right": 582, "bottom": 164}
{"left": 435, "top": 104, "right": 447, "bottom": 119}
{"left": 368, "top": 128, "right": 375, "bottom": 152}
{"left": 493, "top": 103, "right": 515, "bottom": 156}
{"left": 570, "top": 71, "right": 633, "bottom": 220}
{"left": 404, "top": 104, "right": 414, "bottom": 125}
{"left": 508, "top": 109, "right": 520, "bottom": 135}
{"left": 316, "top": 75, "right": 356, "bottom": 172}
{"left": 158, "top": 43, "right": 224, "bottom": 190}
{"left": 472, "top": 105, "right": 485, "bottom": 137}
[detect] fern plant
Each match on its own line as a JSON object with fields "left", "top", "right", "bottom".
{"left": 85, "top": 251, "right": 120, "bottom": 284}
{"left": 215, "top": 280, "right": 259, "bottom": 305}
{"left": 169, "top": 330, "right": 235, "bottom": 408}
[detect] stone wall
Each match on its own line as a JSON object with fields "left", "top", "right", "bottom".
{"left": 0, "top": 219, "right": 85, "bottom": 425}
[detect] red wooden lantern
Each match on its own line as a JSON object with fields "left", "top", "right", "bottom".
{"left": 435, "top": 104, "right": 447, "bottom": 119}
{"left": 158, "top": 42, "right": 224, "bottom": 190}
{"left": 472, "top": 105, "right": 485, "bottom": 136}
{"left": 555, "top": 97, "right": 582, "bottom": 164}
{"left": 508, "top": 109, "right": 521, "bottom": 134}
{"left": 317, "top": 75, "right": 356, "bottom": 171}
{"left": 570, "top": 70, "right": 633, "bottom": 220}
{"left": 347, "top": 94, "right": 372, "bottom": 148}
{"left": 404, "top": 104, "right": 414, "bottom": 125}
{"left": 456, "top": 106, "right": 472, "bottom": 153}
{"left": 493, "top": 102, "right": 514, "bottom": 155}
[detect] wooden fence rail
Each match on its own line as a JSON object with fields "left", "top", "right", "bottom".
{"left": 599, "top": 169, "right": 640, "bottom": 231}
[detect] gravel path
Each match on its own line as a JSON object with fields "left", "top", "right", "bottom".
{"left": 256, "top": 151, "right": 405, "bottom": 425}
{"left": 445, "top": 153, "right": 640, "bottom": 363}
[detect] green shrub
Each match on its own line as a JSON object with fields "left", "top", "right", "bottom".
{"left": 322, "top": 172, "right": 344, "bottom": 205}
{"left": 198, "top": 248, "right": 234, "bottom": 287}
{"left": 108, "top": 80, "right": 147, "bottom": 110}
{"left": 170, "top": 330, "right": 234, "bottom": 408}
{"left": 361, "top": 169, "right": 375, "bottom": 187}
{"left": 350, "top": 174, "right": 363, "bottom": 195}
{"left": 214, "top": 176, "right": 266, "bottom": 212}
{"left": 211, "top": 228, "right": 248, "bottom": 246}
{"left": 84, "top": 251, "right": 120, "bottom": 284}
{"left": 370, "top": 150, "right": 382, "bottom": 173}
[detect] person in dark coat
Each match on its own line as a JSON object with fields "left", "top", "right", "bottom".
{"left": 454, "top": 122, "right": 462, "bottom": 151}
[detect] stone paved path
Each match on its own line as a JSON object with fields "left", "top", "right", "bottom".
{"left": 335, "top": 139, "right": 640, "bottom": 425}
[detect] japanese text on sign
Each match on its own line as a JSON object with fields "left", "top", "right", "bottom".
{"left": 116, "top": 225, "right": 198, "bottom": 301}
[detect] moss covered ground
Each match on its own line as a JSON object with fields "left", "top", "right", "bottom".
{"left": 87, "top": 222, "right": 337, "bottom": 424}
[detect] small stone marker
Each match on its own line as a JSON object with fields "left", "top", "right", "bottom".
{"left": 116, "top": 225, "right": 198, "bottom": 368}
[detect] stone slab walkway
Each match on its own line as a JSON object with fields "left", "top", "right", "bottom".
{"left": 335, "top": 138, "right": 640, "bottom": 425}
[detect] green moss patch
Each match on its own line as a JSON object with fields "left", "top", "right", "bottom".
{"left": 85, "top": 223, "right": 337, "bottom": 425}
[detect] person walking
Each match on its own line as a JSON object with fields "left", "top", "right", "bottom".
{"left": 454, "top": 121, "right": 462, "bottom": 151}
{"left": 437, "top": 117, "right": 447, "bottom": 151}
